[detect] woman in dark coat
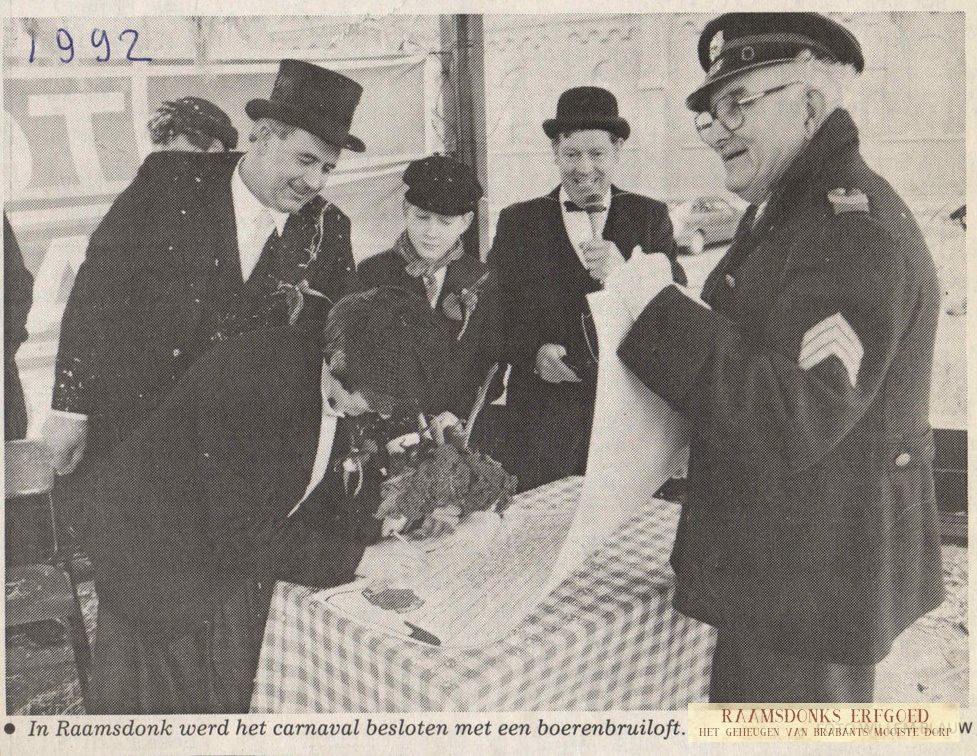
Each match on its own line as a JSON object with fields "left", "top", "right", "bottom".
{"left": 358, "top": 155, "right": 499, "bottom": 420}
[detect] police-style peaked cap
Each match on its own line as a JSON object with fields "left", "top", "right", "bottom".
{"left": 686, "top": 13, "right": 864, "bottom": 112}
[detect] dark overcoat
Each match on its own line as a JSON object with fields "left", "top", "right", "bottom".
{"left": 88, "top": 325, "right": 380, "bottom": 638}
{"left": 4, "top": 212, "right": 33, "bottom": 440}
{"left": 52, "top": 150, "right": 358, "bottom": 457}
{"left": 357, "top": 248, "right": 499, "bottom": 417}
{"left": 618, "top": 110, "right": 944, "bottom": 664}
{"left": 489, "top": 185, "right": 684, "bottom": 490}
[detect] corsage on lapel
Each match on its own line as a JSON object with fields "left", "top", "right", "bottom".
{"left": 275, "top": 200, "right": 334, "bottom": 323}
{"left": 280, "top": 279, "right": 331, "bottom": 325}
{"left": 442, "top": 269, "right": 491, "bottom": 340}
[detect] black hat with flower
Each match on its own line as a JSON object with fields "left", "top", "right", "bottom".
{"left": 148, "top": 96, "right": 238, "bottom": 151}
{"left": 323, "top": 287, "right": 449, "bottom": 416}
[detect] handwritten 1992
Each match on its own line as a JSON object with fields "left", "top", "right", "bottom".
{"left": 28, "top": 28, "right": 152, "bottom": 64}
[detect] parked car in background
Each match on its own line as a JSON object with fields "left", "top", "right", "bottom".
{"left": 668, "top": 195, "right": 744, "bottom": 255}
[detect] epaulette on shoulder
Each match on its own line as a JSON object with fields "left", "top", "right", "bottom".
{"left": 827, "top": 188, "right": 870, "bottom": 215}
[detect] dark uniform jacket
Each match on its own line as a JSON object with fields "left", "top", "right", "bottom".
{"left": 357, "top": 248, "right": 499, "bottom": 417}
{"left": 52, "top": 150, "right": 357, "bottom": 459}
{"left": 88, "top": 326, "right": 380, "bottom": 638}
{"left": 489, "top": 185, "right": 684, "bottom": 490}
{"left": 618, "top": 109, "right": 944, "bottom": 664}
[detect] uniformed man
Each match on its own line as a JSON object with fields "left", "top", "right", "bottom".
{"left": 607, "top": 13, "right": 944, "bottom": 702}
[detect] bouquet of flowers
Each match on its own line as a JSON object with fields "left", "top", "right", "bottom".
{"left": 373, "top": 364, "right": 516, "bottom": 539}
{"left": 375, "top": 427, "right": 516, "bottom": 538}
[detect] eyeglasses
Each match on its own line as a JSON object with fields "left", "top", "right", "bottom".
{"left": 694, "top": 81, "right": 803, "bottom": 135}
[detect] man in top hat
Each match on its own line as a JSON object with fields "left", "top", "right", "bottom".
{"left": 607, "top": 13, "right": 943, "bottom": 701}
{"left": 359, "top": 154, "right": 499, "bottom": 418}
{"left": 43, "top": 60, "right": 364, "bottom": 539}
{"left": 489, "top": 86, "right": 685, "bottom": 492}
{"left": 86, "top": 287, "right": 448, "bottom": 713}
{"left": 147, "top": 96, "right": 239, "bottom": 153}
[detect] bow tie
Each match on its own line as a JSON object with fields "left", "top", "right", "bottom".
{"left": 564, "top": 200, "right": 607, "bottom": 214}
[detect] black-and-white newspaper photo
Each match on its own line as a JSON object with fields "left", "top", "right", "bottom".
{"left": 1, "top": 1, "right": 971, "bottom": 754}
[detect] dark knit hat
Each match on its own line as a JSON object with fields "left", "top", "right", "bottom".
{"left": 323, "top": 287, "right": 447, "bottom": 413}
{"left": 403, "top": 155, "right": 483, "bottom": 217}
{"left": 687, "top": 13, "right": 864, "bottom": 112}
{"left": 149, "top": 96, "right": 238, "bottom": 150}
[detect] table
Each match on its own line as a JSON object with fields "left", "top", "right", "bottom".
{"left": 251, "top": 477, "right": 716, "bottom": 712}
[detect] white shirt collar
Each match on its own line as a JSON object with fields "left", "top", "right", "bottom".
{"left": 231, "top": 157, "right": 290, "bottom": 236}
{"left": 288, "top": 360, "right": 343, "bottom": 516}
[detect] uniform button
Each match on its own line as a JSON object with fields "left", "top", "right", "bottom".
{"left": 173, "top": 348, "right": 181, "bottom": 357}
{"left": 895, "top": 452, "right": 911, "bottom": 467}
{"left": 725, "top": 274, "right": 735, "bottom": 288}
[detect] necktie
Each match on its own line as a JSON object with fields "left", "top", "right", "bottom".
{"left": 244, "top": 208, "right": 277, "bottom": 282}
{"left": 564, "top": 200, "right": 607, "bottom": 213}
{"left": 564, "top": 200, "right": 607, "bottom": 239}
{"left": 422, "top": 272, "right": 440, "bottom": 307}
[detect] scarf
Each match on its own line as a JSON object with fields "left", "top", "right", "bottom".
{"left": 393, "top": 230, "right": 465, "bottom": 289}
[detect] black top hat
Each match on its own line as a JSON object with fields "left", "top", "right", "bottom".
{"left": 542, "top": 87, "right": 630, "bottom": 141}
{"left": 246, "top": 59, "right": 366, "bottom": 153}
{"left": 403, "top": 155, "right": 484, "bottom": 217}
{"left": 152, "top": 97, "right": 238, "bottom": 150}
{"left": 686, "top": 13, "right": 864, "bottom": 112}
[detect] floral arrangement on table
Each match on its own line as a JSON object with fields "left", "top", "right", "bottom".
{"left": 376, "top": 423, "right": 516, "bottom": 539}
{"left": 338, "top": 365, "right": 516, "bottom": 540}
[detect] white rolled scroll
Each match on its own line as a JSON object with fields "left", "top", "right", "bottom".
{"left": 545, "top": 289, "right": 689, "bottom": 594}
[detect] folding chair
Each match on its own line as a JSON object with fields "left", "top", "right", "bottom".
{"left": 5, "top": 439, "right": 91, "bottom": 707}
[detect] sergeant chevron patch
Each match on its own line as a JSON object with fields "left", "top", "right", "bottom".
{"left": 799, "top": 312, "right": 864, "bottom": 386}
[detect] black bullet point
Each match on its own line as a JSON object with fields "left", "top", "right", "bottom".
{"left": 4, "top": 723, "right": 15, "bottom": 734}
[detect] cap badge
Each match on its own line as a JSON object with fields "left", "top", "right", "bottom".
{"left": 828, "top": 188, "right": 870, "bottom": 214}
{"left": 709, "top": 30, "right": 724, "bottom": 62}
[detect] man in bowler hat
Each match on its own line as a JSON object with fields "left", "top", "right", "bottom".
{"left": 43, "top": 60, "right": 364, "bottom": 538}
{"left": 489, "top": 86, "right": 684, "bottom": 491}
{"left": 608, "top": 13, "right": 943, "bottom": 701}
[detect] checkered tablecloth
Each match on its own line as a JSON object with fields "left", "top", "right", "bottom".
{"left": 251, "top": 477, "right": 716, "bottom": 712}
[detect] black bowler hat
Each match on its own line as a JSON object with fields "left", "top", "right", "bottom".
{"left": 686, "top": 13, "right": 865, "bottom": 112}
{"left": 246, "top": 59, "right": 366, "bottom": 152}
{"left": 542, "top": 87, "right": 630, "bottom": 141}
{"left": 152, "top": 97, "right": 238, "bottom": 150}
{"left": 403, "top": 155, "right": 483, "bottom": 217}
